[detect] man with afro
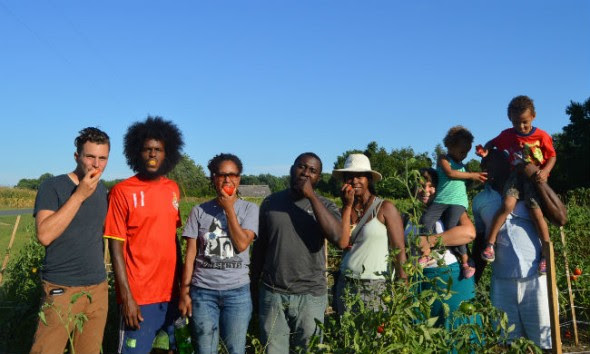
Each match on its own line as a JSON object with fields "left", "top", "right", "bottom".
{"left": 104, "top": 116, "right": 184, "bottom": 353}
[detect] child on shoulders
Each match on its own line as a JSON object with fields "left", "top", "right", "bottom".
{"left": 478, "top": 95, "right": 556, "bottom": 275}
{"left": 419, "top": 126, "right": 488, "bottom": 278}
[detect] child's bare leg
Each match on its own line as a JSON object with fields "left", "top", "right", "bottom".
{"left": 486, "top": 195, "right": 518, "bottom": 245}
{"left": 460, "top": 253, "right": 469, "bottom": 265}
{"left": 530, "top": 207, "right": 550, "bottom": 254}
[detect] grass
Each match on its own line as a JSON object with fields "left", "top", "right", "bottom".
{"left": 0, "top": 215, "right": 35, "bottom": 279}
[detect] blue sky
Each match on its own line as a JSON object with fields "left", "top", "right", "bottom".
{"left": 1, "top": 1, "right": 589, "bottom": 186}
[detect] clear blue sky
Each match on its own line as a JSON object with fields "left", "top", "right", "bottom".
{"left": 1, "top": 1, "right": 589, "bottom": 186}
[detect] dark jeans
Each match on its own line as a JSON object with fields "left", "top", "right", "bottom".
{"left": 420, "top": 203, "right": 467, "bottom": 256}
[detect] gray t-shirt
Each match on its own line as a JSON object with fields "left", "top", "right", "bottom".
{"left": 183, "top": 198, "right": 259, "bottom": 290}
{"left": 258, "top": 189, "right": 341, "bottom": 296}
{"left": 33, "top": 174, "right": 107, "bottom": 286}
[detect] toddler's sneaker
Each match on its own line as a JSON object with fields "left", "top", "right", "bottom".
{"left": 538, "top": 257, "right": 547, "bottom": 275}
{"left": 481, "top": 244, "right": 495, "bottom": 263}
{"left": 462, "top": 262, "right": 475, "bottom": 279}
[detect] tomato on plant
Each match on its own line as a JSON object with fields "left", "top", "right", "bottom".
{"left": 574, "top": 268, "right": 582, "bottom": 276}
{"left": 459, "top": 301, "right": 474, "bottom": 315}
{"left": 222, "top": 186, "right": 235, "bottom": 196}
{"left": 570, "top": 275, "right": 579, "bottom": 281}
{"left": 382, "top": 295, "right": 392, "bottom": 303}
{"left": 377, "top": 324, "right": 384, "bottom": 334}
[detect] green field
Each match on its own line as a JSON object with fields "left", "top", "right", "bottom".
{"left": 0, "top": 214, "right": 35, "bottom": 275}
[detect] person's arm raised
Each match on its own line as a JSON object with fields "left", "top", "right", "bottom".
{"left": 36, "top": 171, "right": 102, "bottom": 246}
{"left": 439, "top": 155, "right": 487, "bottom": 183}
{"left": 337, "top": 184, "right": 354, "bottom": 249}
{"left": 519, "top": 163, "right": 567, "bottom": 226}
{"left": 300, "top": 178, "right": 341, "bottom": 244}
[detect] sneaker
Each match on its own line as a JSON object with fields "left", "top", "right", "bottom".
{"left": 481, "top": 244, "right": 495, "bottom": 263}
{"left": 538, "top": 257, "right": 547, "bottom": 275}
{"left": 462, "top": 263, "right": 475, "bottom": 279}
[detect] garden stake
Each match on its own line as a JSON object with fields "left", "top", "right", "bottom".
{"left": 0, "top": 215, "right": 21, "bottom": 283}
{"left": 543, "top": 240, "right": 562, "bottom": 354}
{"left": 560, "top": 226, "right": 579, "bottom": 345}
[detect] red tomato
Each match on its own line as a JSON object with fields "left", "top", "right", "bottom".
{"left": 574, "top": 268, "right": 582, "bottom": 276}
{"left": 570, "top": 275, "right": 579, "bottom": 281}
{"left": 475, "top": 144, "right": 487, "bottom": 157}
{"left": 90, "top": 168, "right": 101, "bottom": 178}
{"left": 377, "top": 324, "right": 384, "bottom": 334}
{"left": 223, "top": 186, "right": 235, "bottom": 196}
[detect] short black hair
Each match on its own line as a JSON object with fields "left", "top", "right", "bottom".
{"left": 207, "top": 153, "right": 243, "bottom": 178}
{"left": 443, "top": 125, "right": 474, "bottom": 149}
{"left": 75, "top": 127, "right": 110, "bottom": 154}
{"left": 123, "top": 116, "right": 184, "bottom": 175}
{"left": 508, "top": 95, "right": 536, "bottom": 118}
{"left": 293, "top": 152, "right": 323, "bottom": 173}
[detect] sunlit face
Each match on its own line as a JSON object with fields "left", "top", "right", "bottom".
{"left": 141, "top": 139, "right": 165, "bottom": 174}
{"left": 447, "top": 140, "right": 472, "bottom": 163}
{"left": 343, "top": 172, "right": 371, "bottom": 196}
{"left": 74, "top": 142, "right": 109, "bottom": 176}
{"left": 417, "top": 180, "right": 436, "bottom": 205}
{"left": 213, "top": 160, "right": 241, "bottom": 195}
{"left": 290, "top": 156, "right": 321, "bottom": 188}
{"left": 510, "top": 109, "right": 536, "bottom": 135}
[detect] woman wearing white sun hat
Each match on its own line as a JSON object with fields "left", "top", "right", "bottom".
{"left": 332, "top": 153, "right": 407, "bottom": 315}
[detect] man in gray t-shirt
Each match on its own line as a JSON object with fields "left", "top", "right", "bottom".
{"left": 31, "top": 127, "right": 110, "bottom": 354}
{"left": 251, "top": 152, "right": 341, "bottom": 353}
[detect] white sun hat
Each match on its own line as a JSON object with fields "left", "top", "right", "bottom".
{"left": 332, "top": 153, "right": 382, "bottom": 182}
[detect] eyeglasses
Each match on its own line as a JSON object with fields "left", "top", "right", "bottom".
{"left": 215, "top": 172, "right": 240, "bottom": 179}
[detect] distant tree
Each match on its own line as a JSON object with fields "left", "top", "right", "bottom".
{"left": 16, "top": 173, "right": 54, "bottom": 190}
{"left": 241, "top": 173, "right": 289, "bottom": 193}
{"left": 551, "top": 97, "right": 590, "bottom": 192}
{"left": 168, "top": 154, "right": 211, "bottom": 197}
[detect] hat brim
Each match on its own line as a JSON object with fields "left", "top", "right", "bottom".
{"left": 332, "top": 168, "right": 382, "bottom": 182}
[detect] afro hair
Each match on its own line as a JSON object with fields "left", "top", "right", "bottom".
{"left": 124, "top": 116, "right": 184, "bottom": 176}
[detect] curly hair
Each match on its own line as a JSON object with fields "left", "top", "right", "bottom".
{"left": 507, "top": 95, "right": 536, "bottom": 118}
{"left": 123, "top": 116, "right": 184, "bottom": 175}
{"left": 443, "top": 125, "right": 474, "bottom": 149}
{"left": 207, "top": 153, "right": 243, "bottom": 179}
{"left": 75, "top": 127, "right": 110, "bottom": 154}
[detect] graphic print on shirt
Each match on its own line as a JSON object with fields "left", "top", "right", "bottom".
{"left": 197, "top": 211, "right": 242, "bottom": 270}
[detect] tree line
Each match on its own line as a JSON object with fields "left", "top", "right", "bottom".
{"left": 17, "top": 97, "right": 590, "bottom": 198}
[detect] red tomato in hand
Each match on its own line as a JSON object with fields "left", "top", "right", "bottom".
{"left": 223, "top": 186, "right": 235, "bottom": 196}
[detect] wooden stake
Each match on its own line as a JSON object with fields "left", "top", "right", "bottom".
{"left": 0, "top": 215, "right": 21, "bottom": 283}
{"left": 559, "top": 226, "right": 579, "bottom": 345}
{"left": 544, "top": 240, "right": 562, "bottom": 354}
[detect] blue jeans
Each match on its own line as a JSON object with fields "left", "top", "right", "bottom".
{"left": 258, "top": 285, "right": 327, "bottom": 354}
{"left": 189, "top": 284, "right": 252, "bottom": 354}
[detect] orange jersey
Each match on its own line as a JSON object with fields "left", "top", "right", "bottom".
{"left": 104, "top": 175, "right": 181, "bottom": 305}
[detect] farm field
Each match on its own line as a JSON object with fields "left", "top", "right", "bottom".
{"left": 0, "top": 188, "right": 588, "bottom": 352}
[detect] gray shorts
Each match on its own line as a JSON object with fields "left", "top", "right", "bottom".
{"left": 503, "top": 170, "right": 540, "bottom": 209}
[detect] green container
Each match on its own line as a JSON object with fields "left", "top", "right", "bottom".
{"left": 174, "top": 317, "right": 194, "bottom": 354}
